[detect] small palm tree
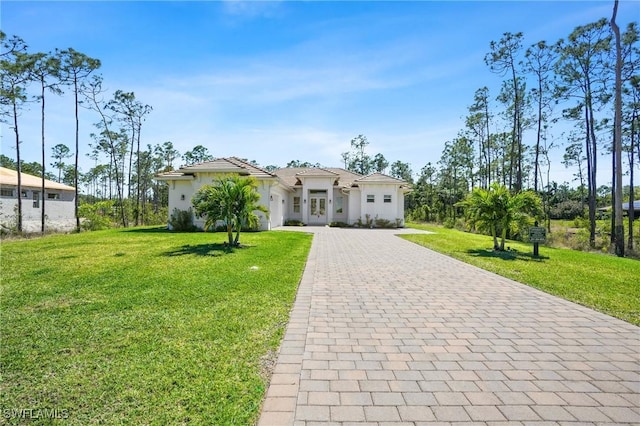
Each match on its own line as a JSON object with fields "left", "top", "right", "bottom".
{"left": 459, "top": 186, "right": 501, "bottom": 250}
{"left": 232, "top": 176, "right": 269, "bottom": 246}
{"left": 192, "top": 175, "right": 268, "bottom": 247}
{"left": 459, "top": 183, "right": 542, "bottom": 251}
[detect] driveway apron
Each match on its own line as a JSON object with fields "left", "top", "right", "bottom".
{"left": 259, "top": 227, "right": 639, "bottom": 425}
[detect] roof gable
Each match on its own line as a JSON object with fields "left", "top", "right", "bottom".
{"left": 353, "top": 173, "right": 407, "bottom": 184}
{"left": 295, "top": 168, "right": 339, "bottom": 177}
{"left": 274, "top": 167, "right": 363, "bottom": 188}
{"left": 156, "top": 157, "right": 276, "bottom": 180}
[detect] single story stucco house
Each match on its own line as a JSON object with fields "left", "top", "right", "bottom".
{"left": 0, "top": 167, "right": 76, "bottom": 232}
{"left": 156, "top": 157, "right": 411, "bottom": 230}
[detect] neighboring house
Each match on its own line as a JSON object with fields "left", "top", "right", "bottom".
{"left": 156, "top": 157, "right": 410, "bottom": 230}
{"left": 0, "top": 167, "right": 76, "bottom": 233}
{"left": 623, "top": 201, "right": 640, "bottom": 215}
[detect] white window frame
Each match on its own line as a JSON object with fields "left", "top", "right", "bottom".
{"left": 33, "top": 191, "right": 40, "bottom": 208}
{"left": 335, "top": 196, "right": 343, "bottom": 214}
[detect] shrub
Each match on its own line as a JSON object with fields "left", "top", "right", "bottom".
{"left": 374, "top": 218, "right": 396, "bottom": 228}
{"left": 79, "top": 201, "right": 115, "bottom": 231}
{"left": 169, "top": 208, "right": 197, "bottom": 232}
{"left": 329, "top": 221, "right": 350, "bottom": 228}
{"left": 549, "top": 200, "right": 585, "bottom": 220}
{"left": 409, "top": 205, "right": 430, "bottom": 222}
{"left": 0, "top": 205, "right": 19, "bottom": 236}
{"left": 284, "top": 219, "right": 304, "bottom": 226}
{"left": 355, "top": 214, "right": 374, "bottom": 228}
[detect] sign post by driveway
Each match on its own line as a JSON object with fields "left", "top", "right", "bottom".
{"left": 529, "top": 221, "right": 546, "bottom": 257}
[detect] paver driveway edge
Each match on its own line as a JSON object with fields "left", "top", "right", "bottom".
{"left": 258, "top": 230, "right": 318, "bottom": 426}
{"left": 258, "top": 227, "right": 640, "bottom": 426}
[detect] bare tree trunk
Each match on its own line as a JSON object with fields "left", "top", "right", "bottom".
{"left": 629, "top": 112, "right": 637, "bottom": 250}
{"left": 485, "top": 102, "right": 491, "bottom": 187}
{"left": 74, "top": 75, "right": 80, "bottom": 232}
{"left": 584, "top": 105, "right": 596, "bottom": 247}
{"left": 41, "top": 82, "right": 46, "bottom": 234}
{"left": 611, "top": 141, "right": 616, "bottom": 244}
{"left": 611, "top": 0, "right": 624, "bottom": 257}
{"left": 128, "top": 128, "right": 134, "bottom": 200}
{"left": 135, "top": 125, "right": 141, "bottom": 225}
{"left": 13, "top": 101, "right": 22, "bottom": 233}
{"left": 629, "top": 145, "right": 635, "bottom": 250}
{"left": 534, "top": 87, "right": 543, "bottom": 192}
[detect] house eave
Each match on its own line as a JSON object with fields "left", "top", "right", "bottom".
{"left": 155, "top": 174, "right": 195, "bottom": 181}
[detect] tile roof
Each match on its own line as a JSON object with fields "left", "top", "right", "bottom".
{"left": 0, "top": 167, "right": 75, "bottom": 191}
{"left": 353, "top": 173, "right": 407, "bottom": 184}
{"left": 273, "top": 167, "right": 364, "bottom": 188}
{"left": 155, "top": 160, "right": 408, "bottom": 190}
{"left": 156, "top": 157, "right": 277, "bottom": 180}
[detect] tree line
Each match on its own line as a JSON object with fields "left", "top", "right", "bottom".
{"left": 0, "top": 32, "right": 222, "bottom": 232}
{"left": 407, "top": 15, "right": 638, "bottom": 256}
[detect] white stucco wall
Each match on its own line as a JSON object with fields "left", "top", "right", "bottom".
{"left": 352, "top": 184, "right": 405, "bottom": 226}
{"left": 0, "top": 187, "right": 76, "bottom": 232}
{"left": 286, "top": 188, "right": 303, "bottom": 222}
{"left": 298, "top": 176, "right": 335, "bottom": 225}
{"left": 348, "top": 188, "right": 361, "bottom": 224}
{"left": 268, "top": 185, "right": 289, "bottom": 229}
{"left": 332, "top": 188, "right": 348, "bottom": 223}
{"left": 165, "top": 174, "right": 279, "bottom": 231}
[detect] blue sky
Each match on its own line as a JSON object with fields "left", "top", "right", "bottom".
{"left": 1, "top": 1, "right": 638, "bottom": 185}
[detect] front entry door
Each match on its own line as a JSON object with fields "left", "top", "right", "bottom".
{"left": 309, "top": 197, "right": 327, "bottom": 224}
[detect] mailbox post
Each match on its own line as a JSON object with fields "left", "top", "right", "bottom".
{"left": 529, "top": 221, "right": 546, "bottom": 257}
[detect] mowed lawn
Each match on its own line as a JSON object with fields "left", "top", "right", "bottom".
{"left": 1, "top": 228, "right": 312, "bottom": 425}
{"left": 403, "top": 223, "right": 640, "bottom": 327}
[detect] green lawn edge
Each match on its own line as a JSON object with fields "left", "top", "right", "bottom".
{"left": 403, "top": 223, "right": 640, "bottom": 327}
{"left": 1, "top": 227, "right": 313, "bottom": 425}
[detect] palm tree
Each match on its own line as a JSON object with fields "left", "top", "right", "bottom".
{"left": 233, "top": 176, "right": 268, "bottom": 245}
{"left": 459, "top": 186, "right": 501, "bottom": 250}
{"left": 459, "top": 183, "right": 542, "bottom": 251}
{"left": 192, "top": 175, "right": 268, "bottom": 247}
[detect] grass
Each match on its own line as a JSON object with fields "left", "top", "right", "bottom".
{"left": 1, "top": 227, "right": 312, "bottom": 425}
{"left": 403, "top": 222, "right": 640, "bottom": 326}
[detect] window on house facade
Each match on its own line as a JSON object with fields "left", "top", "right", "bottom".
{"left": 0, "top": 189, "right": 14, "bottom": 197}
{"left": 366, "top": 194, "right": 375, "bottom": 203}
{"left": 33, "top": 191, "right": 40, "bottom": 208}
{"left": 293, "top": 196, "right": 301, "bottom": 213}
{"left": 48, "top": 193, "right": 60, "bottom": 200}
{"left": 21, "top": 190, "right": 28, "bottom": 198}
{"left": 384, "top": 195, "right": 392, "bottom": 203}
{"left": 335, "top": 196, "right": 343, "bottom": 213}
{"left": 180, "top": 194, "right": 185, "bottom": 201}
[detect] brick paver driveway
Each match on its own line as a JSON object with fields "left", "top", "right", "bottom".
{"left": 259, "top": 227, "right": 639, "bottom": 425}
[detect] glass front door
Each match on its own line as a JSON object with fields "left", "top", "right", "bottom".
{"left": 309, "top": 197, "right": 327, "bottom": 224}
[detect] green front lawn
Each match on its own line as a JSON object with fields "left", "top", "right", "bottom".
{"left": 403, "top": 223, "right": 640, "bottom": 326}
{"left": 1, "top": 228, "right": 312, "bottom": 425}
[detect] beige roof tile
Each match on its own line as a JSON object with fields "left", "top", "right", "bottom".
{"left": 274, "top": 167, "right": 363, "bottom": 188}
{"left": 0, "top": 167, "right": 75, "bottom": 191}
{"left": 156, "top": 157, "right": 276, "bottom": 180}
{"left": 354, "top": 172, "right": 407, "bottom": 184}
